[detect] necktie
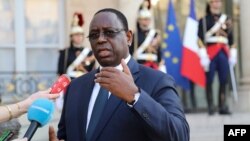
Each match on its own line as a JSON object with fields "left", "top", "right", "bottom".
{"left": 86, "top": 87, "right": 109, "bottom": 141}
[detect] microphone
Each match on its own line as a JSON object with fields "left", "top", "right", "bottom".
{"left": 50, "top": 74, "right": 71, "bottom": 94}
{"left": 23, "top": 98, "right": 55, "bottom": 141}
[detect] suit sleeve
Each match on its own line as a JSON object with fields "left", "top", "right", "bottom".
{"left": 57, "top": 83, "right": 71, "bottom": 139}
{"left": 133, "top": 74, "right": 190, "bottom": 141}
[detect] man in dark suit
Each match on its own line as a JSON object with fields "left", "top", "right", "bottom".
{"left": 49, "top": 8, "right": 189, "bottom": 141}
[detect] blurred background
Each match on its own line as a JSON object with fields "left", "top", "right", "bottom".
{"left": 0, "top": 0, "right": 250, "bottom": 141}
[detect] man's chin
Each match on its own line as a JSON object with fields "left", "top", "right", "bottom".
{"left": 139, "top": 25, "right": 150, "bottom": 31}
{"left": 98, "top": 59, "right": 113, "bottom": 67}
{"left": 98, "top": 59, "right": 121, "bottom": 67}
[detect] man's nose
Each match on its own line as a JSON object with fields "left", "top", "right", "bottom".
{"left": 97, "top": 32, "right": 107, "bottom": 42}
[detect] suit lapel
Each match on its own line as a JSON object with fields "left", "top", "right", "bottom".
{"left": 91, "top": 58, "right": 140, "bottom": 141}
{"left": 91, "top": 94, "right": 122, "bottom": 141}
{"left": 128, "top": 58, "right": 140, "bottom": 82}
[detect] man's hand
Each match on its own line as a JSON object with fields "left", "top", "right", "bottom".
{"left": 95, "top": 59, "right": 138, "bottom": 103}
{"left": 49, "top": 126, "right": 64, "bottom": 141}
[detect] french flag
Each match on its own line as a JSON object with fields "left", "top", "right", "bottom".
{"left": 181, "top": 0, "right": 206, "bottom": 88}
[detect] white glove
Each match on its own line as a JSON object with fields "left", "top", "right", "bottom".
{"left": 229, "top": 48, "right": 237, "bottom": 67}
{"left": 199, "top": 48, "right": 210, "bottom": 72}
{"left": 159, "top": 63, "right": 167, "bottom": 73}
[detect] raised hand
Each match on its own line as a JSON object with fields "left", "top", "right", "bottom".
{"left": 95, "top": 59, "right": 138, "bottom": 103}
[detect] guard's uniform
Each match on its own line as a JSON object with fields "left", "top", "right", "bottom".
{"left": 130, "top": 0, "right": 162, "bottom": 70}
{"left": 57, "top": 12, "right": 95, "bottom": 78}
{"left": 198, "top": 13, "right": 233, "bottom": 114}
{"left": 130, "top": 24, "right": 161, "bottom": 69}
{"left": 57, "top": 45, "right": 95, "bottom": 76}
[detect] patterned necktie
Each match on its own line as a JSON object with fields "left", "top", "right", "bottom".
{"left": 86, "top": 87, "right": 109, "bottom": 141}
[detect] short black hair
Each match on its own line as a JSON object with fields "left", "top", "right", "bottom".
{"left": 95, "top": 8, "right": 129, "bottom": 31}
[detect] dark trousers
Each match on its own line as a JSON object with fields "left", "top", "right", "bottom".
{"left": 206, "top": 50, "right": 230, "bottom": 114}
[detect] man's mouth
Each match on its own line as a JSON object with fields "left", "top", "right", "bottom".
{"left": 98, "top": 49, "right": 110, "bottom": 58}
{"left": 98, "top": 50, "right": 110, "bottom": 58}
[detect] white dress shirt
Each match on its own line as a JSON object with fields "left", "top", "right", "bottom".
{"left": 86, "top": 55, "right": 131, "bottom": 131}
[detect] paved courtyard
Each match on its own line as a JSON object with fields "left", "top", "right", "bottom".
{"left": 2, "top": 86, "right": 250, "bottom": 141}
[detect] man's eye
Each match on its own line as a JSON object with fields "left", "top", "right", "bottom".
{"left": 89, "top": 33, "right": 99, "bottom": 38}
{"left": 104, "top": 31, "right": 116, "bottom": 36}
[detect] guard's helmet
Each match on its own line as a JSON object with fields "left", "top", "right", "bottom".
{"left": 70, "top": 12, "right": 84, "bottom": 35}
{"left": 138, "top": 0, "right": 152, "bottom": 19}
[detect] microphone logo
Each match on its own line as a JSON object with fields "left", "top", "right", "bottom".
{"left": 50, "top": 74, "right": 71, "bottom": 94}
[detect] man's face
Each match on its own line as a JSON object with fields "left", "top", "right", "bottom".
{"left": 71, "top": 33, "right": 84, "bottom": 45}
{"left": 209, "top": 0, "right": 222, "bottom": 14}
{"left": 138, "top": 18, "right": 151, "bottom": 31}
{"left": 88, "top": 12, "right": 132, "bottom": 67}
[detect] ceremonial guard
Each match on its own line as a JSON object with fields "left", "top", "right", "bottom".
{"left": 198, "top": 0, "right": 237, "bottom": 115}
{"left": 57, "top": 12, "right": 95, "bottom": 79}
{"left": 130, "top": 0, "right": 162, "bottom": 70}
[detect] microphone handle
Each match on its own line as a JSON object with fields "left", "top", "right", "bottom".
{"left": 23, "top": 121, "right": 40, "bottom": 141}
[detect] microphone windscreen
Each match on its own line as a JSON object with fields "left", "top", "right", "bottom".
{"left": 27, "top": 98, "right": 55, "bottom": 127}
{"left": 50, "top": 74, "right": 71, "bottom": 94}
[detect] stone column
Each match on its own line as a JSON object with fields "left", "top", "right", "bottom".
{"left": 231, "top": 0, "right": 250, "bottom": 112}
{"left": 14, "top": 0, "right": 26, "bottom": 72}
{"left": 117, "top": 0, "right": 143, "bottom": 31}
{"left": 239, "top": 0, "right": 250, "bottom": 84}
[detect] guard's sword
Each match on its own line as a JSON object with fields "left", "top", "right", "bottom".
{"left": 229, "top": 63, "right": 238, "bottom": 102}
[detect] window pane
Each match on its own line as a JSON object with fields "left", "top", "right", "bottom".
{"left": 25, "top": 0, "right": 59, "bottom": 44}
{"left": 27, "top": 48, "right": 59, "bottom": 71}
{"left": 0, "top": 0, "right": 14, "bottom": 45}
{"left": 0, "top": 48, "right": 15, "bottom": 71}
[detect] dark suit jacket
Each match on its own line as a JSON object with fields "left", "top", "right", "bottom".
{"left": 57, "top": 58, "right": 189, "bottom": 141}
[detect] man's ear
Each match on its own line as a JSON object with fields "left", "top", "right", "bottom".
{"left": 126, "top": 30, "right": 133, "bottom": 46}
